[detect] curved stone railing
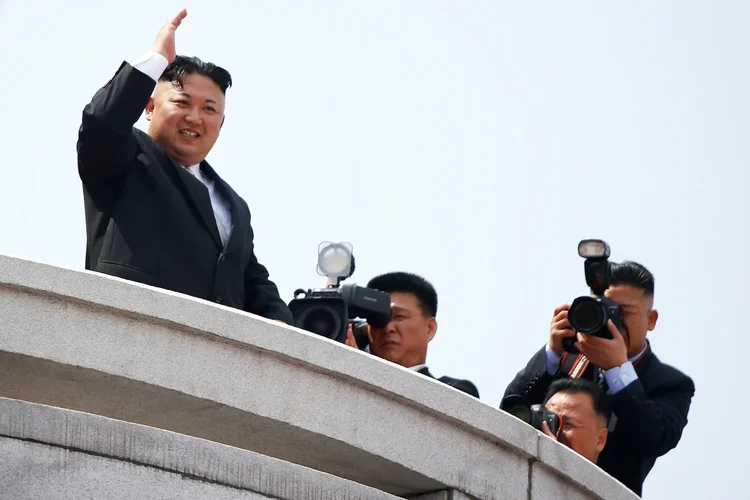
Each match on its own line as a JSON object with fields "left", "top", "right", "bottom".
{"left": 0, "top": 254, "right": 638, "bottom": 500}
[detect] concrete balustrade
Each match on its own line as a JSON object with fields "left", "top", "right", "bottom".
{"left": 0, "top": 254, "right": 638, "bottom": 500}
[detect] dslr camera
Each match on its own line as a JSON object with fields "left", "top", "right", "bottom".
{"left": 500, "top": 394, "right": 562, "bottom": 439}
{"left": 288, "top": 242, "right": 392, "bottom": 350}
{"left": 563, "top": 239, "right": 625, "bottom": 354}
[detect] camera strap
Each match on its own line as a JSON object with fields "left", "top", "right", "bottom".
{"left": 560, "top": 353, "right": 595, "bottom": 381}
{"left": 562, "top": 341, "right": 652, "bottom": 379}
{"left": 562, "top": 342, "right": 653, "bottom": 399}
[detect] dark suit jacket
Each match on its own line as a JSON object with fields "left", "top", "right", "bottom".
{"left": 77, "top": 61, "right": 293, "bottom": 324}
{"left": 417, "top": 367, "right": 480, "bottom": 398}
{"left": 503, "top": 343, "right": 694, "bottom": 497}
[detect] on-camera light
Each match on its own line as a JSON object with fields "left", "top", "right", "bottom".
{"left": 317, "top": 241, "right": 353, "bottom": 283}
{"left": 578, "top": 239, "right": 610, "bottom": 259}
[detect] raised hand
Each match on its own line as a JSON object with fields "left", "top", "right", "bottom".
{"left": 575, "top": 320, "right": 629, "bottom": 370}
{"left": 549, "top": 303, "right": 575, "bottom": 357}
{"left": 152, "top": 9, "right": 188, "bottom": 63}
{"left": 344, "top": 323, "right": 358, "bottom": 348}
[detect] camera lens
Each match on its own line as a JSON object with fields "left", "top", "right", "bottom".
{"left": 507, "top": 405, "right": 532, "bottom": 422}
{"left": 569, "top": 297, "right": 605, "bottom": 333}
{"left": 300, "top": 307, "right": 341, "bottom": 338}
{"left": 500, "top": 395, "right": 533, "bottom": 423}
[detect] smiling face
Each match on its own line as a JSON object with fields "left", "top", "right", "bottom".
{"left": 145, "top": 73, "right": 225, "bottom": 166}
{"left": 368, "top": 292, "right": 437, "bottom": 368}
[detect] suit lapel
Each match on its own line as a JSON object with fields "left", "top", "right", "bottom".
{"left": 200, "top": 161, "right": 240, "bottom": 248}
{"left": 168, "top": 158, "right": 223, "bottom": 249}
{"left": 633, "top": 344, "right": 654, "bottom": 376}
{"left": 136, "top": 131, "right": 224, "bottom": 248}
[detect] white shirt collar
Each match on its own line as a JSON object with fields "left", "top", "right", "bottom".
{"left": 629, "top": 341, "right": 649, "bottom": 363}
{"left": 408, "top": 363, "right": 428, "bottom": 372}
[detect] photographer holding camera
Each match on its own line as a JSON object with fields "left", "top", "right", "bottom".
{"left": 503, "top": 241, "right": 695, "bottom": 497}
{"left": 349, "top": 272, "right": 480, "bottom": 398}
{"left": 287, "top": 244, "right": 479, "bottom": 399}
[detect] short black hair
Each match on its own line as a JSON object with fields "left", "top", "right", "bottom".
{"left": 159, "top": 55, "right": 232, "bottom": 94}
{"left": 367, "top": 272, "right": 438, "bottom": 317}
{"left": 544, "top": 378, "right": 612, "bottom": 424}
{"left": 609, "top": 260, "right": 655, "bottom": 296}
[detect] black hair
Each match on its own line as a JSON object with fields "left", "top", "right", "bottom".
{"left": 159, "top": 55, "right": 232, "bottom": 94}
{"left": 544, "top": 378, "right": 612, "bottom": 423}
{"left": 609, "top": 260, "right": 655, "bottom": 296}
{"left": 367, "top": 272, "right": 438, "bottom": 317}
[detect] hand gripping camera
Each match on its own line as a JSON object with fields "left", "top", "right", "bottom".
{"left": 563, "top": 239, "right": 625, "bottom": 354}
{"left": 288, "top": 242, "right": 392, "bottom": 350}
{"left": 500, "top": 394, "right": 562, "bottom": 439}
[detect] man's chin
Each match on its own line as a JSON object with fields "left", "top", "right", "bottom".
{"left": 167, "top": 146, "right": 206, "bottom": 166}
{"left": 374, "top": 345, "right": 402, "bottom": 363}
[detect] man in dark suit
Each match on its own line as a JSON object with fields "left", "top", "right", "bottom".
{"left": 76, "top": 9, "right": 293, "bottom": 324}
{"left": 348, "top": 272, "right": 479, "bottom": 398}
{"left": 503, "top": 261, "right": 694, "bottom": 497}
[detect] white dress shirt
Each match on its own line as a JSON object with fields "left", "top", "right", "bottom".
{"left": 130, "top": 51, "right": 233, "bottom": 246}
{"left": 544, "top": 341, "right": 648, "bottom": 395}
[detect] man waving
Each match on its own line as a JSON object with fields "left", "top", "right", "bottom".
{"left": 77, "top": 10, "right": 293, "bottom": 324}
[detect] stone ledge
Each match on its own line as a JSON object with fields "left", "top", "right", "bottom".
{"left": 0, "top": 397, "right": 400, "bottom": 500}
{"left": 0, "top": 254, "right": 639, "bottom": 500}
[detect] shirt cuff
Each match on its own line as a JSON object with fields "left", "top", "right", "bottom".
{"left": 545, "top": 343, "right": 562, "bottom": 375}
{"left": 129, "top": 51, "right": 169, "bottom": 82}
{"left": 604, "top": 361, "right": 638, "bottom": 394}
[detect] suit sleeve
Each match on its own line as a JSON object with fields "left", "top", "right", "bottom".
{"left": 77, "top": 62, "right": 157, "bottom": 187}
{"left": 436, "top": 376, "right": 480, "bottom": 398}
{"left": 503, "top": 346, "right": 562, "bottom": 404}
{"left": 609, "top": 370, "right": 695, "bottom": 456}
{"left": 456, "top": 380, "right": 480, "bottom": 399}
{"left": 242, "top": 227, "right": 295, "bottom": 324}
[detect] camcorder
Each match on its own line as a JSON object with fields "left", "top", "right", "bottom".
{"left": 500, "top": 394, "right": 562, "bottom": 439}
{"left": 563, "top": 239, "right": 625, "bottom": 354}
{"left": 288, "top": 242, "right": 392, "bottom": 350}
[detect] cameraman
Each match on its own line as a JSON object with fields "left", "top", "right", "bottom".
{"left": 503, "top": 261, "right": 695, "bottom": 497}
{"left": 541, "top": 378, "right": 611, "bottom": 465}
{"left": 348, "top": 272, "right": 479, "bottom": 398}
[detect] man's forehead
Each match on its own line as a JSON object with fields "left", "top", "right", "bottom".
{"left": 605, "top": 285, "right": 647, "bottom": 305}
{"left": 389, "top": 292, "right": 420, "bottom": 310}
{"left": 156, "top": 75, "right": 225, "bottom": 102}
{"left": 548, "top": 392, "right": 595, "bottom": 415}
{"left": 391, "top": 304, "right": 412, "bottom": 314}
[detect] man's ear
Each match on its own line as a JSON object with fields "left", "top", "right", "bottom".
{"left": 145, "top": 97, "right": 155, "bottom": 121}
{"left": 596, "top": 427, "right": 608, "bottom": 454}
{"left": 427, "top": 317, "right": 437, "bottom": 342}
{"left": 648, "top": 309, "right": 659, "bottom": 331}
{"left": 220, "top": 114, "right": 225, "bottom": 129}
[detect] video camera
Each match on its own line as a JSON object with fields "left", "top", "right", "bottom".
{"left": 500, "top": 394, "right": 562, "bottom": 439}
{"left": 288, "top": 242, "right": 392, "bottom": 350}
{"left": 563, "top": 239, "right": 625, "bottom": 354}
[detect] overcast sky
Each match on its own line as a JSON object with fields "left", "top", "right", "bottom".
{"left": 1, "top": 1, "right": 746, "bottom": 497}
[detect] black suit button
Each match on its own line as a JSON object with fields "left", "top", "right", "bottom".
{"left": 219, "top": 254, "right": 226, "bottom": 262}
{"left": 215, "top": 296, "right": 223, "bottom": 304}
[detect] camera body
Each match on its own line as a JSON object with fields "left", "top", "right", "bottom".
{"left": 288, "top": 283, "right": 391, "bottom": 349}
{"left": 500, "top": 394, "right": 562, "bottom": 438}
{"left": 564, "top": 239, "right": 625, "bottom": 354}
{"left": 288, "top": 242, "right": 392, "bottom": 350}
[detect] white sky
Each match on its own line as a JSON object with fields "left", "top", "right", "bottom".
{"left": 1, "top": 1, "right": 746, "bottom": 498}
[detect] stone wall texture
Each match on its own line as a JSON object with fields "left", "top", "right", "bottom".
{"left": 0, "top": 254, "right": 639, "bottom": 500}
